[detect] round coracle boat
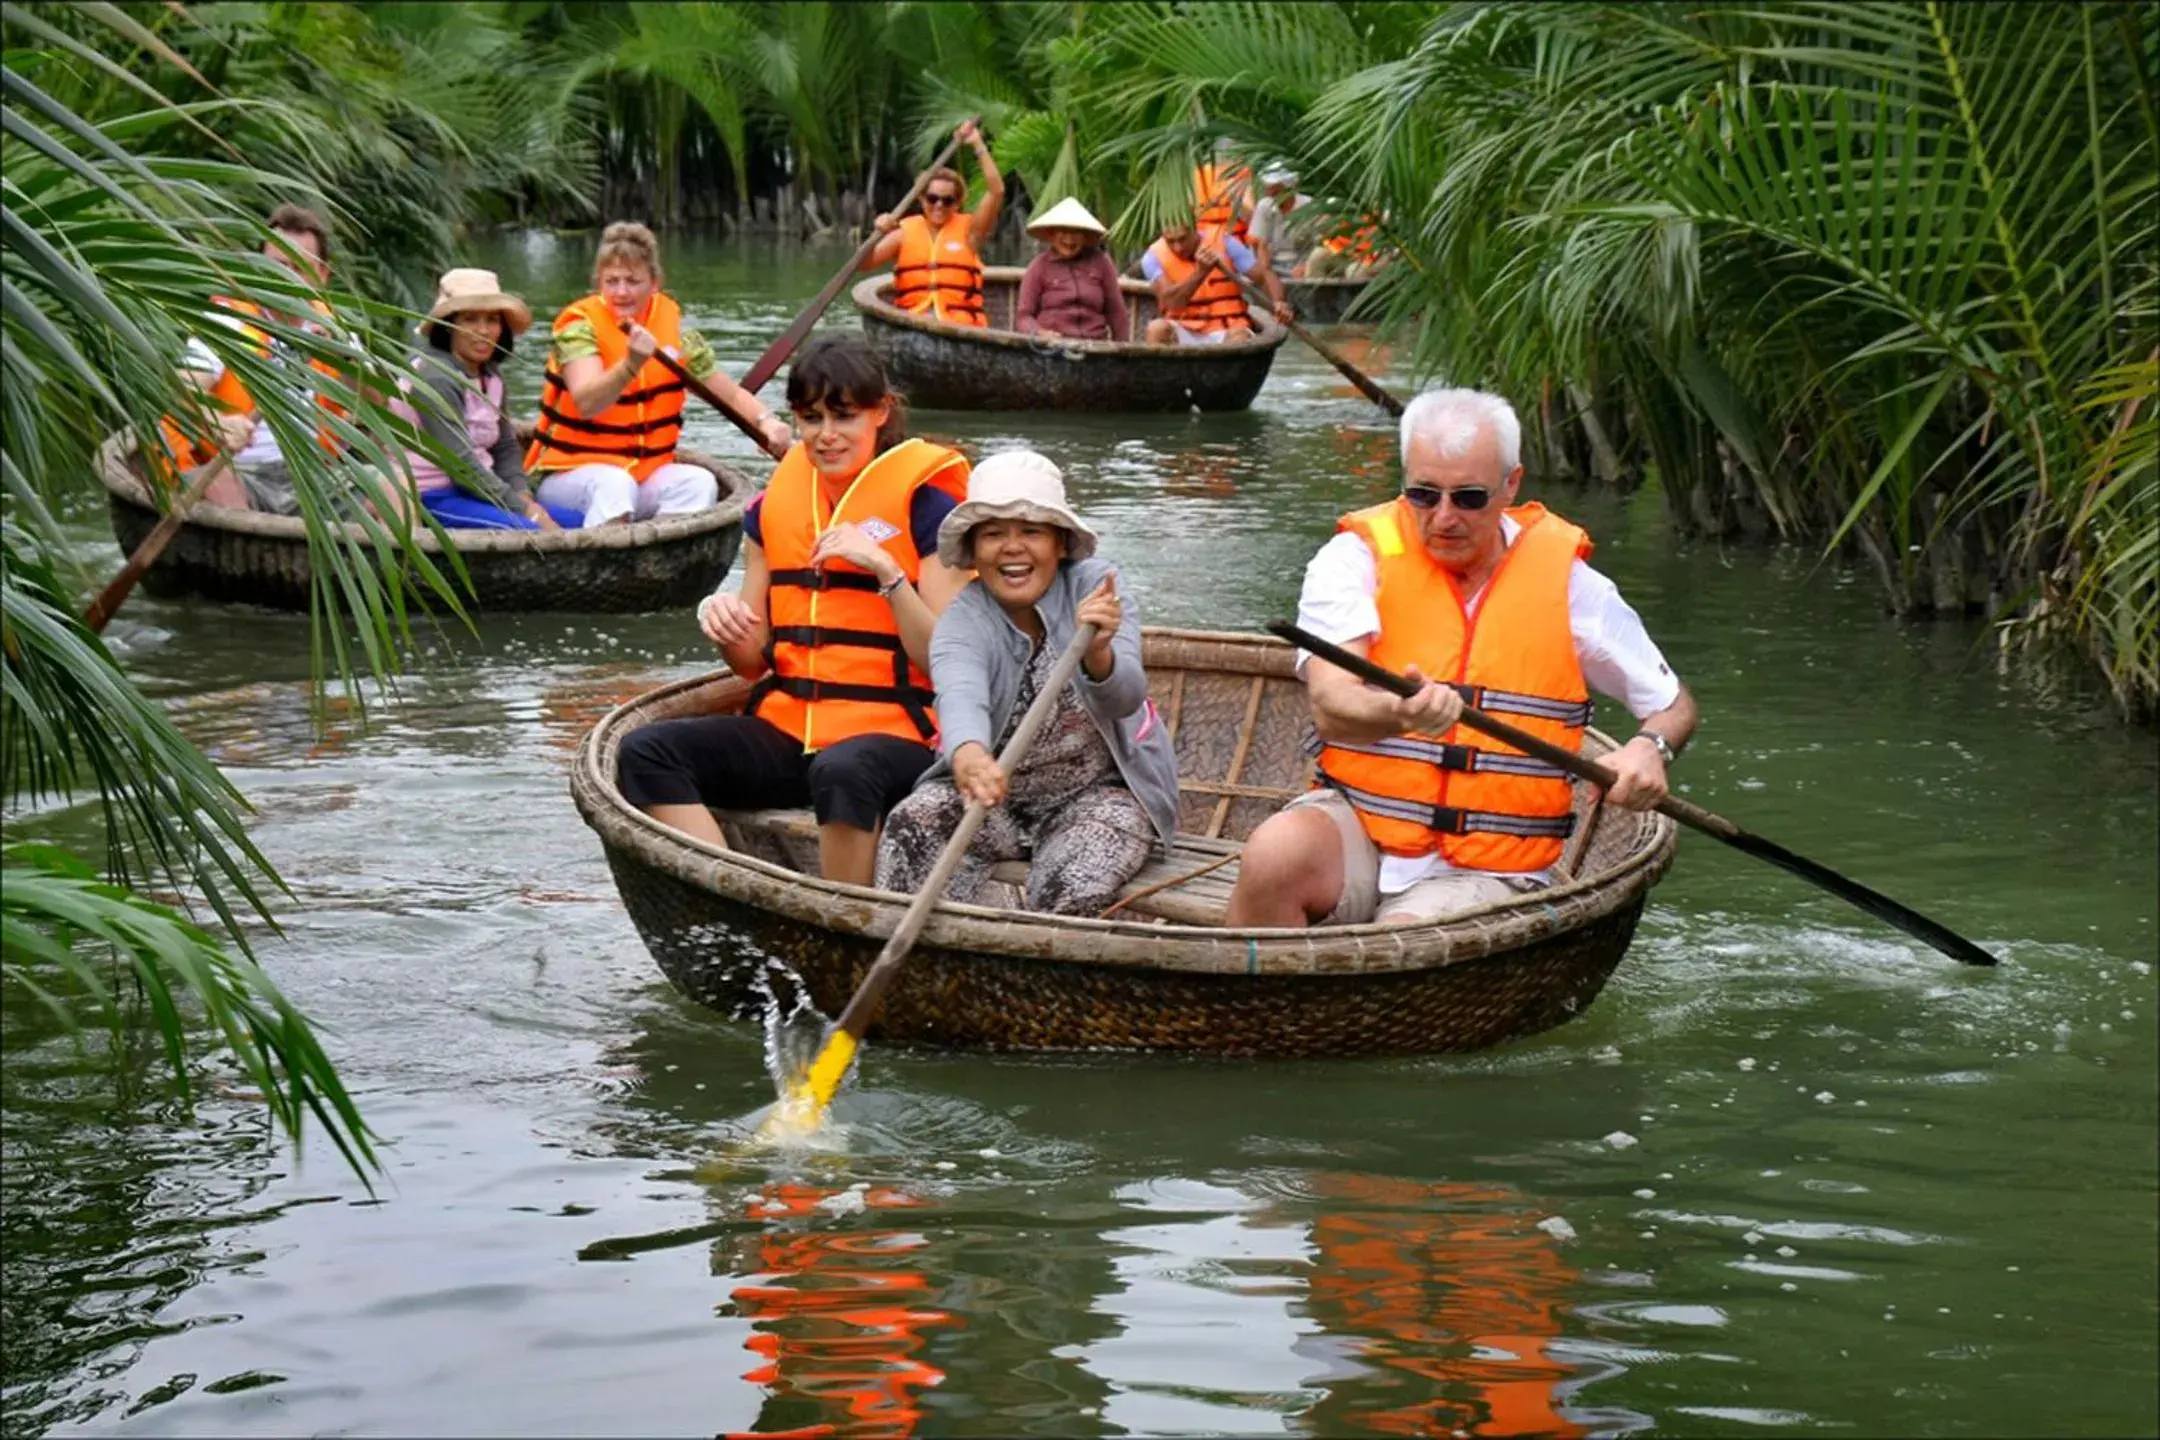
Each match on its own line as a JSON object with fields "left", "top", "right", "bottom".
{"left": 573, "top": 628, "right": 1678, "bottom": 1058}
{"left": 96, "top": 430, "right": 757, "bottom": 614}
{"left": 1282, "top": 275, "right": 1373, "bottom": 326}
{"left": 851, "top": 268, "right": 1288, "bottom": 412}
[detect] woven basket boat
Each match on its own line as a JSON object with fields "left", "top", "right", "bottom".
{"left": 1283, "top": 275, "right": 1373, "bottom": 326}
{"left": 852, "top": 268, "right": 1288, "bottom": 412}
{"left": 95, "top": 428, "right": 757, "bottom": 615}
{"left": 573, "top": 628, "right": 1678, "bottom": 1057}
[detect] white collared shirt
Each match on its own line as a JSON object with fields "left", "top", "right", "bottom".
{"left": 1294, "top": 514, "right": 1681, "bottom": 893}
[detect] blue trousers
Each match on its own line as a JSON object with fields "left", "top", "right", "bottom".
{"left": 420, "top": 488, "right": 582, "bottom": 530}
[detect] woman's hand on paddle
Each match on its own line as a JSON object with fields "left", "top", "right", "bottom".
{"left": 1392, "top": 664, "right": 1463, "bottom": 737}
{"left": 758, "top": 413, "right": 793, "bottom": 453}
{"left": 1604, "top": 737, "right": 1670, "bottom": 811}
{"left": 1074, "top": 575, "right": 1121, "bottom": 677}
{"left": 699, "top": 591, "right": 760, "bottom": 648}
{"left": 810, "top": 522, "right": 901, "bottom": 587}
{"left": 623, "top": 322, "right": 660, "bottom": 363}
{"left": 873, "top": 212, "right": 898, "bottom": 234}
{"left": 953, "top": 742, "right": 1007, "bottom": 807}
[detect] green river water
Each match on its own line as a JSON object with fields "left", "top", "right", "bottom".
{"left": 4, "top": 235, "right": 2155, "bottom": 1437}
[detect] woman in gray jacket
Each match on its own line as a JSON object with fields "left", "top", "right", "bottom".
{"left": 874, "top": 450, "right": 1178, "bottom": 915}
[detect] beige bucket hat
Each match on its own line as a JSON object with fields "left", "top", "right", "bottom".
{"left": 1025, "top": 196, "right": 1108, "bottom": 241}
{"left": 936, "top": 450, "right": 1100, "bottom": 569}
{"left": 424, "top": 267, "right": 533, "bottom": 334}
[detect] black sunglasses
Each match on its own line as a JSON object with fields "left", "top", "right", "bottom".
{"left": 923, "top": 192, "right": 961, "bottom": 207}
{"left": 1403, "top": 484, "right": 1493, "bottom": 512}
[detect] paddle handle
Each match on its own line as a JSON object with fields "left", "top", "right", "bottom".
{"left": 739, "top": 120, "right": 978, "bottom": 395}
{"left": 834, "top": 621, "right": 1101, "bottom": 1039}
{"left": 86, "top": 453, "right": 227, "bottom": 633}
{"left": 648, "top": 348, "right": 788, "bottom": 460}
{"left": 1227, "top": 270, "right": 1403, "bottom": 416}
{"left": 1268, "top": 622, "right": 1725, "bottom": 834}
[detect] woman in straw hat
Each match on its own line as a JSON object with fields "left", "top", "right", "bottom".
{"left": 874, "top": 450, "right": 1177, "bottom": 915}
{"left": 1013, "top": 198, "right": 1131, "bottom": 343}
{"left": 394, "top": 267, "right": 580, "bottom": 530}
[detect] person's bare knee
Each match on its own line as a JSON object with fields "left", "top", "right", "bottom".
{"left": 1227, "top": 809, "right": 1341, "bottom": 926}
{"left": 644, "top": 801, "right": 727, "bottom": 848}
{"left": 1144, "top": 317, "right": 1176, "bottom": 346}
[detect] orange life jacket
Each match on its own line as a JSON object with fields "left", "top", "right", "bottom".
{"left": 1194, "top": 162, "right": 1252, "bottom": 245}
{"left": 1311, "top": 499, "right": 1593, "bottom": 873}
{"left": 890, "top": 213, "right": 986, "bottom": 327}
{"left": 1324, "top": 219, "right": 1383, "bottom": 261}
{"left": 526, "top": 292, "right": 688, "bottom": 481}
{"left": 747, "top": 439, "right": 971, "bottom": 751}
{"left": 154, "top": 296, "right": 344, "bottom": 481}
{"left": 1148, "top": 238, "right": 1252, "bottom": 333}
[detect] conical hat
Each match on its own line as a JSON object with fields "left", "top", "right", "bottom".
{"left": 1026, "top": 197, "right": 1108, "bottom": 240}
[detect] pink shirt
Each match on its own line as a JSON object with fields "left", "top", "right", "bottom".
{"left": 395, "top": 367, "right": 507, "bottom": 494}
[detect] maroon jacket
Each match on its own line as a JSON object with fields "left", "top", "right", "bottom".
{"left": 1014, "top": 247, "right": 1131, "bottom": 342}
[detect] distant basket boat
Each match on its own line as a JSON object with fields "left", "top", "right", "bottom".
{"left": 95, "top": 429, "right": 757, "bottom": 614}
{"left": 852, "top": 267, "right": 1288, "bottom": 412}
{"left": 1282, "top": 275, "right": 1374, "bottom": 326}
{"left": 573, "top": 628, "right": 1677, "bottom": 1058}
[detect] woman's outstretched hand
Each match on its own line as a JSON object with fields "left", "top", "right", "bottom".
{"left": 953, "top": 741, "right": 1007, "bottom": 807}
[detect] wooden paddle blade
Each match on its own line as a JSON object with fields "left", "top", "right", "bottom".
{"left": 1716, "top": 826, "right": 1999, "bottom": 966}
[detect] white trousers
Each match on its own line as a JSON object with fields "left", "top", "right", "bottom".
{"left": 534, "top": 461, "right": 719, "bottom": 527}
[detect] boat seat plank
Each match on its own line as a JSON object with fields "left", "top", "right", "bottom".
{"left": 715, "top": 807, "right": 1239, "bottom": 925}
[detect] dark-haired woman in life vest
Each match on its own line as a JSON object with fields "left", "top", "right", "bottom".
{"left": 613, "top": 334, "right": 970, "bottom": 886}
{"left": 1142, "top": 215, "right": 1292, "bottom": 346}
{"left": 1225, "top": 387, "right": 1698, "bottom": 927}
{"left": 861, "top": 119, "right": 1005, "bottom": 328}
{"left": 526, "top": 221, "right": 791, "bottom": 527}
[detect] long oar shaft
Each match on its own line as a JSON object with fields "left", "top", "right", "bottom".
{"left": 1270, "top": 622, "right": 1998, "bottom": 967}
{"left": 739, "top": 121, "right": 977, "bottom": 396}
{"left": 788, "top": 621, "right": 1102, "bottom": 1125}
{"left": 86, "top": 453, "right": 226, "bottom": 633}
{"left": 1228, "top": 270, "right": 1402, "bottom": 416}
{"left": 647, "top": 348, "right": 788, "bottom": 460}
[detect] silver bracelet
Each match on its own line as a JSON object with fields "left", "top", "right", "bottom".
{"left": 878, "top": 573, "right": 908, "bottom": 598}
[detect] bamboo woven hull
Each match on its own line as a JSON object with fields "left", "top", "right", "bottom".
{"left": 573, "top": 629, "right": 1678, "bottom": 1058}
{"left": 852, "top": 269, "right": 1287, "bottom": 412}
{"left": 1283, "top": 277, "right": 1373, "bottom": 326}
{"left": 97, "top": 434, "right": 755, "bottom": 614}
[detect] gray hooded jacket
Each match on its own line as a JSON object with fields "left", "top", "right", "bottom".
{"left": 922, "top": 556, "right": 1180, "bottom": 850}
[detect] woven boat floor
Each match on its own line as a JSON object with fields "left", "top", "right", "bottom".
{"left": 720, "top": 809, "right": 1242, "bottom": 924}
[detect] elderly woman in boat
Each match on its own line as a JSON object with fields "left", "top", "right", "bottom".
{"left": 391, "top": 268, "right": 581, "bottom": 530}
{"left": 874, "top": 451, "right": 1177, "bottom": 916}
{"left": 1013, "top": 198, "right": 1130, "bottom": 343}
{"left": 525, "top": 222, "right": 790, "bottom": 527}
{"left": 615, "top": 335, "right": 970, "bottom": 885}
{"left": 862, "top": 120, "right": 1005, "bottom": 327}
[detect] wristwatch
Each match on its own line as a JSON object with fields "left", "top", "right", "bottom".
{"left": 1636, "top": 731, "right": 1677, "bottom": 765}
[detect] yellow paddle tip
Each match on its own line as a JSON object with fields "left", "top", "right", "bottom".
{"left": 748, "top": 1029, "right": 859, "bottom": 1146}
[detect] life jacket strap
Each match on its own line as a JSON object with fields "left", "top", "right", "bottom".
{"left": 766, "top": 625, "right": 905, "bottom": 652}
{"left": 1452, "top": 683, "right": 1593, "bottom": 727}
{"left": 1303, "top": 728, "right": 1570, "bottom": 780}
{"left": 765, "top": 567, "right": 884, "bottom": 594}
{"left": 744, "top": 671, "right": 937, "bottom": 742}
{"left": 1316, "top": 770, "right": 1577, "bottom": 839}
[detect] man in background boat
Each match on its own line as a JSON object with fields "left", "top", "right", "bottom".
{"left": 864, "top": 119, "right": 1004, "bottom": 328}
{"left": 1225, "top": 388, "right": 1698, "bottom": 927}
{"left": 1141, "top": 215, "right": 1292, "bottom": 345}
{"left": 159, "top": 204, "right": 359, "bottom": 516}
{"left": 1305, "top": 215, "right": 1388, "bottom": 280}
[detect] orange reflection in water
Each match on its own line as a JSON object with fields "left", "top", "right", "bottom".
{"left": 537, "top": 667, "right": 667, "bottom": 755}
{"left": 721, "top": 1182, "right": 955, "bottom": 1440}
{"left": 1304, "top": 1174, "right": 1587, "bottom": 1439}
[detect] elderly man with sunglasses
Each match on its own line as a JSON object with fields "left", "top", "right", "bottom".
{"left": 865, "top": 120, "right": 1005, "bottom": 328}
{"left": 1226, "top": 388, "right": 1698, "bottom": 928}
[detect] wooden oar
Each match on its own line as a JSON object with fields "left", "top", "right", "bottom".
{"left": 760, "top": 621, "right": 1102, "bottom": 1141}
{"left": 85, "top": 454, "right": 227, "bottom": 633}
{"left": 1228, "top": 269, "right": 1402, "bottom": 416}
{"left": 737, "top": 120, "right": 978, "bottom": 396}
{"left": 1270, "top": 621, "right": 2000, "bottom": 968}
{"left": 646, "top": 347, "right": 788, "bottom": 460}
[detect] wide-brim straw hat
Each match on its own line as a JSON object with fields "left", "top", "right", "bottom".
{"left": 424, "top": 268, "right": 532, "bottom": 335}
{"left": 1025, "top": 197, "right": 1108, "bottom": 241}
{"left": 936, "top": 449, "right": 1100, "bottom": 570}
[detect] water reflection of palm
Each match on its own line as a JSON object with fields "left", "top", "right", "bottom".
{"left": 720, "top": 1182, "right": 953, "bottom": 1440}
{"left": 1301, "top": 1173, "right": 1587, "bottom": 1439}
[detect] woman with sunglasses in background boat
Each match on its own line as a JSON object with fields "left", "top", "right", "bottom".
{"left": 861, "top": 120, "right": 1005, "bottom": 327}
{"left": 1223, "top": 387, "right": 1699, "bottom": 930}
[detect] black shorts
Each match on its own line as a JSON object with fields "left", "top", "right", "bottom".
{"left": 615, "top": 713, "right": 934, "bottom": 833}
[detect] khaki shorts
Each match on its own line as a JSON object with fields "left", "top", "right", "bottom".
{"left": 1287, "top": 788, "right": 1545, "bottom": 924}
{"left": 1167, "top": 319, "right": 1246, "bottom": 346}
